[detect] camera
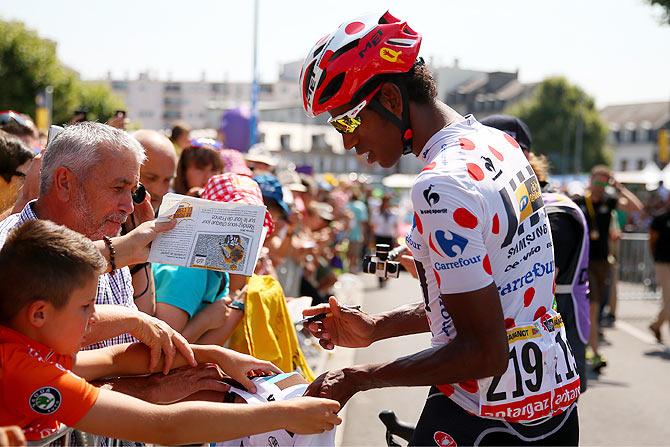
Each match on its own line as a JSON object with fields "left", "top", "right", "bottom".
{"left": 363, "top": 244, "right": 402, "bottom": 279}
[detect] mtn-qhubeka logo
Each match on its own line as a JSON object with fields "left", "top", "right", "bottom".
{"left": 29, "top": 387, "right": 61, "bottom": 414}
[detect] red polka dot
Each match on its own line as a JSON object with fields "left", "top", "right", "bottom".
{"left": 429, "top": 233, "right": 443, "bottom": 257}
{"left": 422, "top": 161, "right": 436, "bottom": 172}
{"left": 414, "top": 212, "right": 423, "bottom": 235}
{"left": 459, "top": 138, "right": 475, "bottom": 150}
{"left": 483, "top": 255, "right": 492, "bottom": 275}
{"left": 534, "top": 306, "right": 547, "bottom": 320}
{"left": 344, "top": 21, "right": 365, "bottom": 35}
{"left": 505, "top": 318, "right": 516, "bottom": 329}
{"left": 437, "top": 384, "right": 454, "bottom": 397}
{"left": 523, "top": 287, "right": 535, "bottom": 307}
{"left": 318, "top": 50, "right": 334, "bottom": 69}
{"left": 458, "top": 380, "right": 479, "bottom": 393}
{"left": 504, "top": 133, "right": 520, "bottom": 149}
{"left": 492, "top": 214, "right": 500, "bottom": 235}
{"left": 489, "top": 145, "right": 504, "bottom": 161}
{"left": 433, "top": 269, "right": 442, "bottom": 289}
{"left": 453, "top": 208, "right": 478, "bottom": 229}
{"left": 467, "top": 163, "right": 484, "bottom": 181}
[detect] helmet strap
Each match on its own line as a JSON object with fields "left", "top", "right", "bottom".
{"left": 368, "top": 82, "right": 414, "bottom": 156}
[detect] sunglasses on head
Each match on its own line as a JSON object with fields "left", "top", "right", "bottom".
{"left": 0, "top": 111, "right": 31, "bottom": 128}
{"left": 327, "top": 85, "right": 382, "bottom": 134}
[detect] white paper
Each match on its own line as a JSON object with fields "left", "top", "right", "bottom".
{"left": 226, "top": 372, "right": 336, "bottom": 447}
{"left": 148, "top": 193, "right": 267, "bottom": 276}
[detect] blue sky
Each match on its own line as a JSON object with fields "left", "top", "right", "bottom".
{"left": 1, "top": 0, "right": 669, "bottom": 107}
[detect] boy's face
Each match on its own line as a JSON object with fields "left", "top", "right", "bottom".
{"left": 42, "top": 276, "right": 99, "bottom": 356}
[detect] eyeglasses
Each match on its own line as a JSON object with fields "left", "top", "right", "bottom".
{"left": 0, "top": 111, "right": 31, "bottom": 128}
{"left": 327, "top": 85, "right": 382, "bottom": 134}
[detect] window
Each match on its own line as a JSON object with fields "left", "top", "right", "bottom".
{"left": 648, "top": 129, "right": 657, "bottom": 142}
{"left": 312, "top": 134, "right": 327, "bottom": 150}
{"left": 620, "top": 159, "right": 628, "bottom": 171}
{"left": 257, "top": 132, "right": 265, "bottom": 143}
{"left": 280, "top": 134, "right": 291, "bottom": 150}
{"left": 163, "top": 111, "right": 182, "bottom": 119}
{"left": 613, "top": 130, "right": 621, "bottom": 143}
{"left": 630, "top": 129, "right": 637, "bottom": 143}
{"left": 111, "top": 81, "right": 127, "bottom": 90}
{"left": 637, "top": 159, "right": 645, "bottom": 170}
{"left": 164, "top": 83, "right": 182, "bottom": 93}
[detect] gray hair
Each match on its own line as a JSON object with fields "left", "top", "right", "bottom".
{"left": 40, "top": 122, "right": 146, "bottom": 195}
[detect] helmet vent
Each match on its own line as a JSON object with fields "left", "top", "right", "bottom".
{"left": 318, "top": 73, "right": 345, "bottom": 105}
{"left": 329, "top": 39, "right": 359, "bottom": 63}
{"left": 312, "top": 43, "right": 327, "bottom": 58}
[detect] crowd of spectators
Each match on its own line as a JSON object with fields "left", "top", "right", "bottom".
{"left": 0, "top": 110, "right": 407, "bottom": 446}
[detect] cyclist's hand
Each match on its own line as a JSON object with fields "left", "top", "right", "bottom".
{"left": 304, "top": 369, "right": 358, "bottom": 407}
{"left": 280, "top": 397, "right": 341, "bottom": 434}
{"left": 303, "top": 296, "right": 376, "bottom": 350}
{"left": 398, "top": 254, "right": 418, "bottom": 278}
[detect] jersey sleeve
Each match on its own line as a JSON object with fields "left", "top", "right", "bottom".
{"left": 4, "top": 349, "right": 99, "bottom": 427}
{"left": 411, "top": 174, "right": 493, "bottom": 294}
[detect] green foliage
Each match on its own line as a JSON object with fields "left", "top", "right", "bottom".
{"left": 505, "top": 77, "right": 610, "bottom": 174}
{"left": 0, "top": 19, "right": 124, "bottom": 125}
{"left": 77, "top": 82, "right": 125, "bottom": 123}
{"left": 647, "top": 0, "right": 670, "bottom": 24}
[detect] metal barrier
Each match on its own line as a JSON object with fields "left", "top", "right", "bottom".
{"left": 616, "top": 233, "right": 660, "bottom": 300}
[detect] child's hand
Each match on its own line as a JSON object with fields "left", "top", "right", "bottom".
{"left": 213, "top": 349, "right": 282, "bottom": 393}
{"left": 280, "top": 397, "right": 341, "bottom": 434}
{"left": 0, "top": 426, "right": 25, "bottom": 447}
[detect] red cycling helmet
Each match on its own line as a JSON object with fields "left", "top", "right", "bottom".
{"left": 300, "top": 11, "right": 422, "bottom": 118}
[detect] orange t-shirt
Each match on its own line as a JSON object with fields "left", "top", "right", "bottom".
{"left": 0, "top": 326, "right": 99, "bottom": 441}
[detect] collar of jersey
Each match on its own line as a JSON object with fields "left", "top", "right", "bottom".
{"left": 0, "top": 325, "right": 53, "bottom": 356}
{"left": 418, "top": 114, "right": 480, "bottom": 164}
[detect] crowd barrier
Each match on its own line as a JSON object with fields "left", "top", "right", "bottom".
{"left": 616, "top": 233, "right": 660, "bottom": 300}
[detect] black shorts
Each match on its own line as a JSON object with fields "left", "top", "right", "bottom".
{"left": 410, "top": 387, "right": 579, "bottom": 446}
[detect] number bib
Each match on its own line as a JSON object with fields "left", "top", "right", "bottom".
{"left": 479, "top": 311, "right": 580, "bottom": 422}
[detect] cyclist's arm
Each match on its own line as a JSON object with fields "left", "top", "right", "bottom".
{"left": 346, "top": 284, "right": 508, "bottom": 390}
{"left": 370, "top": 301, "right": 430, "bottom": 343}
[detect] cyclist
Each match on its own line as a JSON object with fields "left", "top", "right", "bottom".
{"left": 301, "top": 12, "right": 580, "bottom": 445}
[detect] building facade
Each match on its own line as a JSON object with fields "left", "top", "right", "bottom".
{"left": 600, "top": 102, "right": 670, "bottom": 172}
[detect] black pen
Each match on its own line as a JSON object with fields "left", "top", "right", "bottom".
{"left": 297, "top": 305, "right": 361, "bottom": 325}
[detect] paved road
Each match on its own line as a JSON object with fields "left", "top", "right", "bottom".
{"left": 329, "top": 273, "right": 670, "bottom": 446}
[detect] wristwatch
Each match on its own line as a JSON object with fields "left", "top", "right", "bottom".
{"left": 227, "top": 300, "right": 245, "bottom": 312}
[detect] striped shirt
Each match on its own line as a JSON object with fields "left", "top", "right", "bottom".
{"left": 0, "top": 201, "right": 137, "bottom": 349}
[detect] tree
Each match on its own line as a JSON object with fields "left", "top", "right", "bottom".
{"left": 505, "top": 77, "right": 610, "bottom": 175}
{"left": 646, "top": 0, "right": 670, "bottom": 25}
{"left": 0, "top": 19, "right": 123, "bottom": 126}
{"left": 77, "top": 82, "right": 125, "bottom": 123}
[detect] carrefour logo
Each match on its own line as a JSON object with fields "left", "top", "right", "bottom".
{"left": 435, "top": 230, "right": 468, "bottom": 257}
{"left": 497, "top": 261, "right": 555, "bottom": 297}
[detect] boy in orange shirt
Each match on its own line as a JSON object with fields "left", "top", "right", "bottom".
{"left": 0, "top": 220, "right": 340, "bottom": 444}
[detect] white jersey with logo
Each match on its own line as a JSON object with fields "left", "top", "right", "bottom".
{"left": 407, "top": 115, "right": 580, "bottom": 422}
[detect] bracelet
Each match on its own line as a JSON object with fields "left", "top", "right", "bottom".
{"left": 102, "top": 236, "right": 117, "bottom": 272}
{"left": 227, "top": 300, "right": 245, "bottom": 312}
